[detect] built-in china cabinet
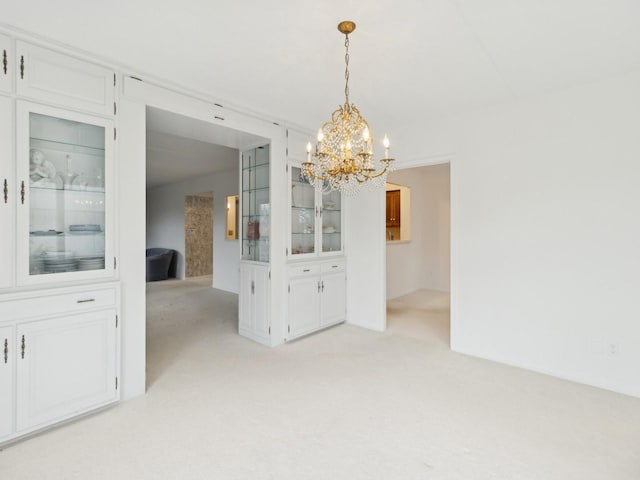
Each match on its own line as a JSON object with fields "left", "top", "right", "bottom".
{"left": 0, "top": 34, "right": 120, "bottom": 445}
{"left": 284, "top": 129, "right": 347, "bottom": 341}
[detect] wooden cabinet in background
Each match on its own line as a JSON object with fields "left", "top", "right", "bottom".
{"left": 386, "top": 190, "right": 400, "bottom": 227}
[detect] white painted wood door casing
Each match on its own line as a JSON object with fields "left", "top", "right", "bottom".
{"left": 0, "top": 325, "right": 14, "bottom": 439}
{"left": 16, "top": 309, "right": 118, "bottom": 432}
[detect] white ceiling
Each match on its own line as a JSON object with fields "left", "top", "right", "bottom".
{"left": 146, "top": 107, "right": 265, "bottom": 188}
{"left": 4, "top": 1, "right": 640, "bottom": 161}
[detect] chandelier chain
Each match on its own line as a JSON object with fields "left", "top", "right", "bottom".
{"left": 344, "top": 34, "right": 350, "bottom": 105}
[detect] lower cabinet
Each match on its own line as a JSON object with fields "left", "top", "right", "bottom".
{"left": 239, "top": 263, "right": 271, "bottom": 345}
{"left": 287, "top": 260, "right": 346, "bottom": 340}
{"left": 0, "top": 326, "right": 14, "bottom": 440}
{"left": 0, "top": 283, "right": 120, "bottom": 444}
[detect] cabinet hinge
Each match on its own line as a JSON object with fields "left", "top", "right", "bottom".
{"left": 116, "top": 315, "right": 118, "bottom": 328}
{"left": 114, "top": 101, "right": 117, "bottom": 115}
{"left": 114, "top": 128, "right": 117, "bottom": 140}
{"left": 115, "top": 377, "right": 118, "bottom": 390}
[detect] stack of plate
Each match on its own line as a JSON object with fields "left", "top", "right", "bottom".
{"left": 43, "top": 251, "right": 78, "bottom": 273}
{"left": 77, "top": 256, "right": 105, "bottom": 271}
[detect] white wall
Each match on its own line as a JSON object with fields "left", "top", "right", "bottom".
{"left": 447, "top": 71, "right": 640, "bottom": 397}
{"left": 146, "top": 167, "right": 240, "bottom": 292}
{"left": 386, "top": 164, "right": 451, "bottom": 299}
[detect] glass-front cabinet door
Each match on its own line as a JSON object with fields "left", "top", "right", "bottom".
{"left": 15, "top": 101, "right": 114, "bottom": 285}
{"left": 289, "top": 164, "right": 343, "bottom": 258}
{"left": 241, "top": 144, "right": 270, "bottom": 262}
{"left": 290, "top": 166, "right": 316, "bottom": 256}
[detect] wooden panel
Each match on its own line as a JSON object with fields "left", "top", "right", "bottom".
{"left": 386, "top": 190, "right": 400, "bottom": 227}
{"left": 16, "top": 309, "right": 118, "bottom": 432}
{"left": 0, "top": 34, "right": 11, "bottom": 93}
{"left": 184, "top": 195, "right": 213, "bottom": 277}
{"left": 0, "top": 326, "right": 14, "bottom": 439}
{"left": 0, "top": 96, "right": 12, "bottom": 289}
{"left": 288, "top": 276, "right": 320, "bottom": 338}
{"left": 0, "top": 287, "right": 116, "bottom": 322}
{"left": 16, "top": 41, "right": 114, "bottom": 116}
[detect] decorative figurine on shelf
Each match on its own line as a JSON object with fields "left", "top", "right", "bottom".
{"left": 29, "top": 148, "right": 57, "bottom": 187}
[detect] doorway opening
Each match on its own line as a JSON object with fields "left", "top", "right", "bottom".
{"left": 385, "top": 162, "right": 451, "bottom": 347}
{"left": 144, "top": 106, "right": 268, "bottom": 388}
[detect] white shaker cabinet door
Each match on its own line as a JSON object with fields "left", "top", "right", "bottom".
{"left": 16, "top": 41, "right": 115, "bottom": 116}
{"left": 320, "top": 272, "right": 346, "bottom": 327}
{"left": 16, "top": 309, "right": 118, "bottom": 432}
{"left": 288, "top": 275, "right": 321, "bottom": 338}
{"left": 0, "top": 96, "right": 12, "bottom": 290}
{"left": 0, "top": 326, "right": 14, "bottom": 440}
{"left": 0, "top": 34, "right": 11, "bottom": 93}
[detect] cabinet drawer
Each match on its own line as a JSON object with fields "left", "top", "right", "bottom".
{"left": 0, "top": 287, "right": 117, "bottom": 322}
{"left": 321, "top": 260, "right": 345, "bottom": 274}
{"left": 288, "top": 264, "right": 321, "bottom": 277}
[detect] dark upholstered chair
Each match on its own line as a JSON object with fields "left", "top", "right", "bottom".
{"left": 146, "top": 248, "right": 175, "bottom": 282}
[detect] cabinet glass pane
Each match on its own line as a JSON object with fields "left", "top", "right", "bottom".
{"left": 321, "top": 189, "right": 341, "bottom": 253}
{"left": 28, "top": 113, "right": 106, "bottom": 275}
{"left": 242, "top": 145, "right": 270, "bottom": 262}
{"left": 291, "top": 166, "right": 316, "bottom": 255}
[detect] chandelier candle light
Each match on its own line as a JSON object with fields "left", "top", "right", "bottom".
{"left": 302, "top": 21, "right": 395, "bottom": 195}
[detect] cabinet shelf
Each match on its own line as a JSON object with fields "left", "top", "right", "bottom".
{"left": 30, "top": 137, "right": 105, "bottom": 157}
{"left": 30, "top": 185, "right": 105, "bottom": 193}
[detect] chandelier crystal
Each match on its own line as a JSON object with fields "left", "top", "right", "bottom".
{"left": 302, "top": 21, "right": 395, "bottom": 195}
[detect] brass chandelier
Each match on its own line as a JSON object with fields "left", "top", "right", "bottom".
{"left": 303, "top": 21, "right": 395, "bottom": 195}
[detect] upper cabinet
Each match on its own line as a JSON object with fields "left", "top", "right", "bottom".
{"left": 15, "top": 41, "right": 115, "bottom": 116}
{"left": 0, "top": 96, "right": 12, "bottom": 290}
{"left": 241, "top": 144, "right": 270, "bottom": 263}
{"left": 289, "top": 164, "right": 343, "bottom": 258}
{"left": 15, "top": 101, "right": 115, "bottom": 286}
{"left": 0, "top": 33, "right": 11, "bottom": 93}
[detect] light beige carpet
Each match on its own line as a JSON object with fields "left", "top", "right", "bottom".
{"left": 1, "top": 280, "right": 639, "bottom": 479}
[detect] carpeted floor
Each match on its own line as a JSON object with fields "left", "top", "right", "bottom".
{"left": 1, "top": 277, "right": 639, "bottom": 479}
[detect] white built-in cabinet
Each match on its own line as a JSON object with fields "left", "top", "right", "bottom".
{"left": 16, "top": 41, "right": 115, "bottom": 116}
{"left": 0, "top": 33, "right": 12, "bottom": 93}
{"left": 15, "top": 100, "right": 115, "bottom": 286}
{"left": 239, "top": 263, "right": 270, "bottom": 344}
{"left": 0, "top": 325, "right": 13, "bottom": 440}
{"left": 0, "top": 283, "right": 120, "bottom": 442}
{"left": 287, "top": 260, "right": 346, "bottom": 340}
{"left": 0, "top": 33, "right": 120, "bottom": 445}
{"left": 0, "top": 96, "right": 13, "bottom": 290}
{"left": 289, "top": 164, "right": 343, "bottom": 258}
